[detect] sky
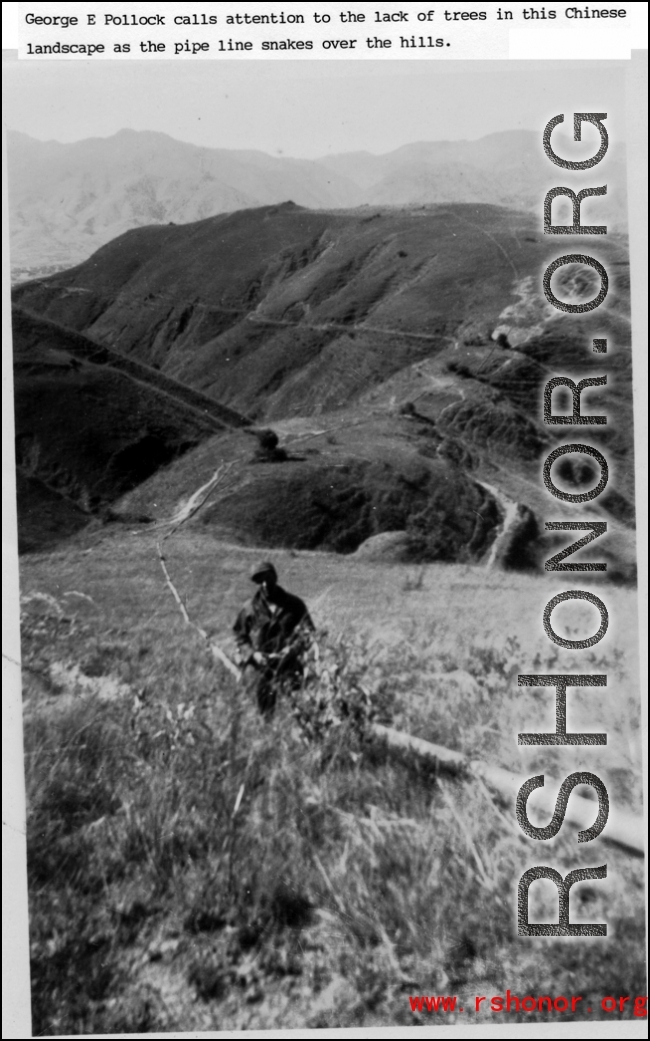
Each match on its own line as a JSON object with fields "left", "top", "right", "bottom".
{"left": 3, "top": 58, "right": 626, "bottom": 158}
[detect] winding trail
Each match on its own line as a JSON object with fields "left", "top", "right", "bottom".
{"left": 246, "top": 311, "right": 455, "bottom": 346}
{"left": 162, "top": 461, "right": 237, "bottom": 535}
{"left": 475, "top": 479, "right": 522, "bottom": 569}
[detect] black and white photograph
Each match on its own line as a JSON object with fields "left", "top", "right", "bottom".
{"left": 3, "top": 24, "right": 647, "bottom": 1036}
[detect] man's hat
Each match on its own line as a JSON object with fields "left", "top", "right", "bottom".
{"left": 251, "top": 561, "right": 277, "bottom": 584}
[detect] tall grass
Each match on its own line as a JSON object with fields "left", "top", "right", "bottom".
{"left": 21, "top": 586, "right": 646, "bottom": 1034}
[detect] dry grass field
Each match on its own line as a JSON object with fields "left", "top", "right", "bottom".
{"left": 19, "top": 526, "right": 645, "bottom": 1033}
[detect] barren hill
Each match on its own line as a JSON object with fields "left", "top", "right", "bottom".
{"left": 13, "top": 203, "right": 635, "bottom": 574}
{"left": 12, "top": 307, "right": 248, "bottom": 551}
{"left": 6, "top": 128, "right": 627, "bottom": 275}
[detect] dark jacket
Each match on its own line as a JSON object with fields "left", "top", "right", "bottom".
{"left": 234, "top": 584, "right": 314, "bottom": 658}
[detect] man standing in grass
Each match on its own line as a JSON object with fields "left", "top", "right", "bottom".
{"left": 234, "top": 561, "right": 314, "bottom": 716}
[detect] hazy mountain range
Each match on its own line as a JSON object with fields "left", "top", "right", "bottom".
{"left": 7, "top": 127, "right": 628, "bottom": 274}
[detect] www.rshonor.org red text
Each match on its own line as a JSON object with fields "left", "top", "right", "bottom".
{"left": 408, "top": 992, "right": 647, "bottom": 1016}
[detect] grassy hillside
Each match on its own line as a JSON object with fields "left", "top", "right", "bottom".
{"left": 12, "top": 306, "right": 250, "bottom": 429}
{"left": 16, "top": 472, "right": 90, "bottom": 554}
{"left": 113, "top": 400, "right": 635, "bottom": 579}
{"left": 13, "top": 204, "right": 630, "bottom": 421}
{"left": 20, "top": 529, "right": 645, "bottom": 1033}
{"left": 12, "top": 204, "right": 635, "bottom": 572}
{"left": 115, "top": 415, "right": 503, "bottom": 563}
{"left": 12, "top": 307, "right": 251, "bottom": 548}
{"left": 12, "top": 205, "right": 632, "bottom": 447}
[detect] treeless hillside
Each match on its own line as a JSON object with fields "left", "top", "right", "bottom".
{"left": 13, "top": 203, "right": 635, "bottom": 574}
{"left": 12, "top": 307, "right": 247, "bottom": 544}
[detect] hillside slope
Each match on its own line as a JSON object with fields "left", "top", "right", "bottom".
{"left": 13, "top": 204, "right": 635, "bottom": 573}
{"left": 12, "top": 307, "right": 248, "bottom": 548}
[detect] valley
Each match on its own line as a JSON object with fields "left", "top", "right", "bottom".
{"left": 12, "top": 200, "right": 635, "bottom": 578}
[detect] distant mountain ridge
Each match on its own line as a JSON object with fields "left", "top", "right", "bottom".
{"left": 7, "top": 127, "right": 628, "bottom": 272}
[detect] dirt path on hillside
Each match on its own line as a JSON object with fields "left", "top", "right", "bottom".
{"left": 246, "top": 312, "right": 456, "bottom": 346}
{"left": 475, "top": 479, "right": 522, "bottom": 568}
{"left": 34, "top": 279, "right": 456, "bottom": 348}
